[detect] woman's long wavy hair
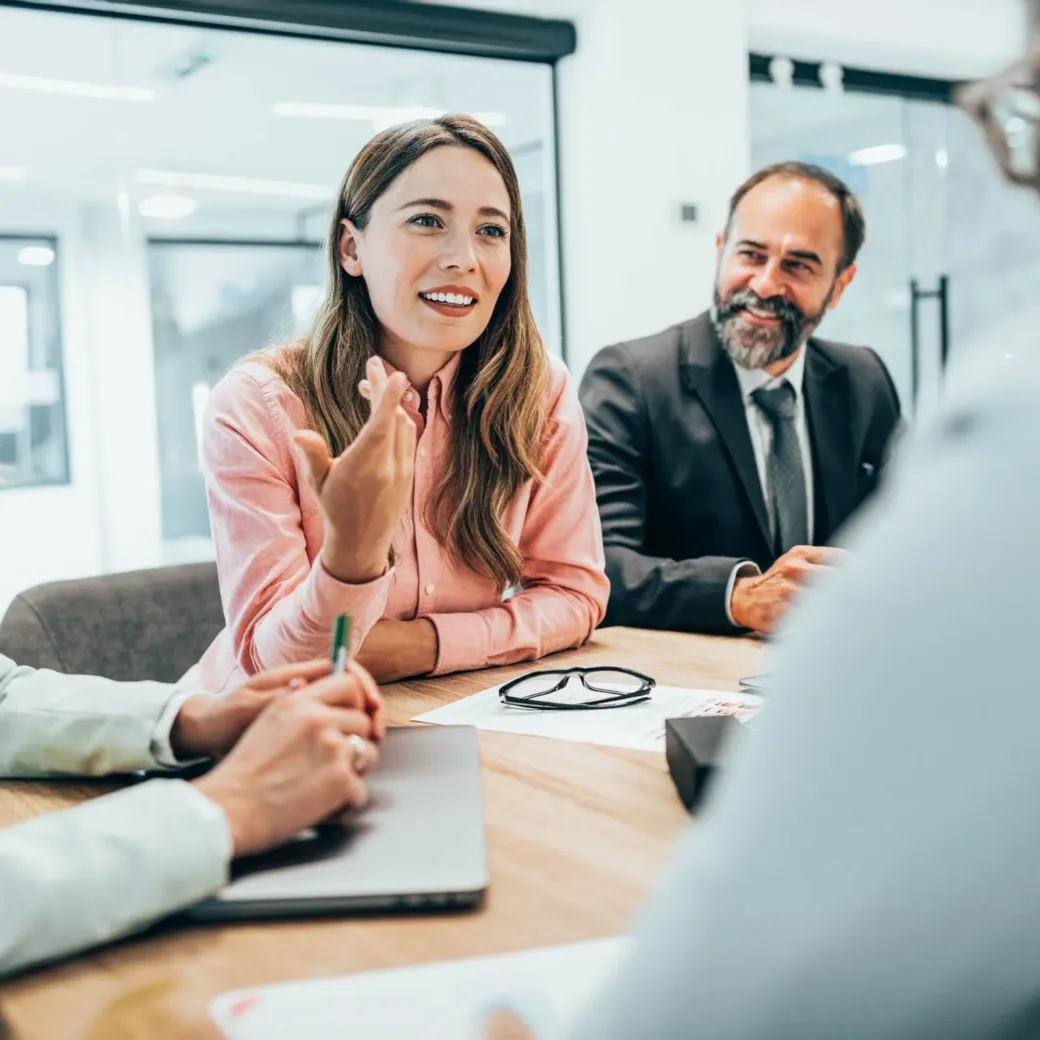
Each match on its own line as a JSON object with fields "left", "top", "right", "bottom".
{"left": 270, "top": 115, "right": 548, "bottom": 590}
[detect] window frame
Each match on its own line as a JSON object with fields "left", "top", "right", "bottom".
{"left": 0, "top": 232, "right": 71, "bottom": 491}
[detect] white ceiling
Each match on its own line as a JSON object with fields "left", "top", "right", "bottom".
{"left": 746, "top": 0, "right": 1026, "bottom": 80}
{"left": 0, "top": 6, "right": 553, "bottom": 226}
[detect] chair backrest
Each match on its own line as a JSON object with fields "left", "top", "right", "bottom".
{"left": 0, "top": 563, "right": 224, "bottom": 683}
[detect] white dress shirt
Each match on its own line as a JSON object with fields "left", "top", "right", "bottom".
{"left": 572, "top": 342, "right": 1040, "bottom": 1037}
{"left": 0, "top": 656, "right": 230, "bottom": 977}
{"left": 724, "top": 347, "right": 815, "bottom": 624}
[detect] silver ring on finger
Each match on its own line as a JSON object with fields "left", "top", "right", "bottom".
{"left": 346, "top": 733, "right": 369, "bottom": 774}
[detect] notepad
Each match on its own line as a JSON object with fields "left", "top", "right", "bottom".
{"left": 413, "top": 684, "right": 761, "bottom": 752}
{"left": 210, "top": 937, "right": 630, "bottom": 1039}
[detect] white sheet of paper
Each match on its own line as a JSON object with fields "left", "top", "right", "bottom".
{"left": 210, "top": 937, "right": 630, "bottom": 1040}
{"left": 412, "top": 684, "right": 761, "bottom": 752}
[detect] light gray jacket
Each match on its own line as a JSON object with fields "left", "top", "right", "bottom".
{"left": 0, "top": 658, "right": 228, "bottom": 977}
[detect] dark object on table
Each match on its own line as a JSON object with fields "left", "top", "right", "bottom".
{"left": 665, "top": 715, "right": 742, "bottom": 812}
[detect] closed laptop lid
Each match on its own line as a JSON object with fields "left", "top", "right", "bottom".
{"left": 186, "top": 725, "right": 487, "bottom": 920}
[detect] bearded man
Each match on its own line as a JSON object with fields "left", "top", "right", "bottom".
{"left": 580, "top": 162, "right": 902, "bottom": 635}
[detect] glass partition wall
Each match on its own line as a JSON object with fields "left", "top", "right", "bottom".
{"left": 0, "top": 4, "right": 562, "bottom": 601}
{"left": 750, "top": 60, "right": 1040, "bottom": 421}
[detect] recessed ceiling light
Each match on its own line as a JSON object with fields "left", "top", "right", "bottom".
{"left": 849, "top": 144, "right": 908, "bottom": 167}
{"left": 0, "top": 165, "right": 29, "bottom": 180}
{"left": 273, "top": 102, "right": 507, "bottom": 130}
{"left": 17, "top": 245, "right": 55, "bottom": 267}
{"left": 138, "top": 193, "right": 198, "bottom": 219}
{"left": 136, "top": 169, "right": 335, "bottom": 201}
{"left": 768, "top": 57, "right": 795, "bottom": 88}
{"left": 0, "top": 72, "right": 154, "bottom": 102}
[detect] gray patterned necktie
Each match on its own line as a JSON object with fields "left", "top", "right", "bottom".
{"left": 751, "top": 380, "right": 809, "bottom": 554}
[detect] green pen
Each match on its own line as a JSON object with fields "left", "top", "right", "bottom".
{"left": 331, "top": 613, "right": 351, "bottom": 675}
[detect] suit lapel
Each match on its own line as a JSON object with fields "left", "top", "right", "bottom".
{"left": 803, "top": 343, "right": 857, "bottom": 543}
{"left": 680, "top": 318, "right": 772, "bottom": 550}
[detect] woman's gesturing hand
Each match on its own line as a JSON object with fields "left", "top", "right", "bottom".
{"left": 295, "top": 357, "right": 417, "bottom": 585}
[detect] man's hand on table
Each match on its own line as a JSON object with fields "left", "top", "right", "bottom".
{"left": 730, "top": 545, "right": 847, "bottom": 634}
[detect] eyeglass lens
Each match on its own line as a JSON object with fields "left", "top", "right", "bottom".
{"left": 507, "top": 669, "right": 647, "bottom": 703}
{"left": 993, "top": 84, "right": 1040, "bottom": 180}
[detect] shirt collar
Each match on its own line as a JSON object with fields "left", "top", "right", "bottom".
{"left": 430, "top": 350, "right": 462, "bottom": 422}
{"left": 732, "top": 344, "right": 808, "bottom": 406}
{"left": 378, "top": 350, "right": 462, "bottom": 424}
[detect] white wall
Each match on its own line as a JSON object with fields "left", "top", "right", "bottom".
{"left": 554, "top": 0, "right": 750, "bottom": 378}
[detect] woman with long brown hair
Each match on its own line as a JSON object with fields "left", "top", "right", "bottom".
{"left": 186, "top": 115, "right": 608, "bottom": 690}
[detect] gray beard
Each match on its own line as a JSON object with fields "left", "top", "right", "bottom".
{"left": 713, "top": 310, "right": 803, "bottom": 369}
{"left": 711, "top": 286, "right": 832, "bottom": 370}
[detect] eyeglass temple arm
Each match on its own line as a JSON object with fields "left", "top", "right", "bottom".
{"left": 500, "top": 671, "right": 573, "bottom": 697}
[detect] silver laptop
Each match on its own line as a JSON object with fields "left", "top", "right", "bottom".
{"left": 184, "top": 725, "right": 487, "bottom": 921}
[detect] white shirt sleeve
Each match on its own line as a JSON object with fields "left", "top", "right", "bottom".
{"left": 570, "top": 353, "right": 1040, "bottom": 1037}
{"left": 0, "top": 655, "right": 206, "bottom": 777}
{"left": 724, "top": 561, "right": 761, "bottom": 627}
{"left": 0, "top": 779, "right": 231, "bottom": 977}
{"left": 150, "top": 688, "right": 208, "bottom": 768}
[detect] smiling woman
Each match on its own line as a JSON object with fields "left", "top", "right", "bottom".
{"left": 185, "top": 116, "right": 609, "bottom": 691}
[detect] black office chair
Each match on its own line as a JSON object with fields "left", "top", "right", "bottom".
{"left": 0, "top": 563, "right": 225, "bottom": 683}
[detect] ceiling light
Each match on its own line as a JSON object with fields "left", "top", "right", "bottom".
{"left": 0, "top": 165, "right": 29, "bottom": 180}
{"left": 819, "top": 61, "right": 844, "bottom": 93}
{"left": 0, "top": 72, "right": 154, "bottom": 102}
{"left": 136, "top": 169, "right": 335, "bottom": 201}
{"left": 273, "top": 102, "right": 507, "bottom": 130}
{"left": 139, "top": 193, "right": 197, "bottom": 219}
{"left": 848, "top": 144, "right": 908, "bottom": 166}
{"left": 768, "top": 56, "right": 795, "bottom": 89}
{"left": 935, "top": 148, "right": 949, "bottom": 170}
{"left": 17, "top": 245, "right": 55, "bottom": 267}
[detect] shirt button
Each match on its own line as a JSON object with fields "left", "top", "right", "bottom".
{"left": 418, "top": 446, "right": 428, "bottom": 459}
{"left": 403, "top": 390, "right": 414, "bottom": 402}
{"left": 425, "top": 583, "right": 435, "bottom": 596}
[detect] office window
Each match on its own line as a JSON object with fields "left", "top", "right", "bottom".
{"left": 148, "top": 239, "right": 324, "bottom": 556}
{"left": 0, "top": 3, "right": 561, "bottom": 574}
{"left": 0, "top": 236, "right": 68, "bottom": 489}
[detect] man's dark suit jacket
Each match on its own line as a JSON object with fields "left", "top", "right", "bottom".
{"left": 579, "top": 311, "right": 903, "bottom": 633}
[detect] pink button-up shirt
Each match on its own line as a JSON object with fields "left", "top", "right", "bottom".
{"left": 185, "top": 346, "right": 610, "bottom": 693}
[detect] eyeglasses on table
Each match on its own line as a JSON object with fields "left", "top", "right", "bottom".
{"left": 498, "top": 667, "right": 655, "bottom": 711}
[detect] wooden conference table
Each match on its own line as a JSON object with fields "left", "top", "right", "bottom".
{"left": 0, "top": 627, "right": 765, "bottom": 1040}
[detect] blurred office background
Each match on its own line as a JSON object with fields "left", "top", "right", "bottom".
{"left": 0, "top": 0, "right": 1034, "bottom": 611}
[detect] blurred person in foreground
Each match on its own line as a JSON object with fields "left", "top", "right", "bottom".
{"left": 493, "top": 10, "right": 1040, "bottom": 1038}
